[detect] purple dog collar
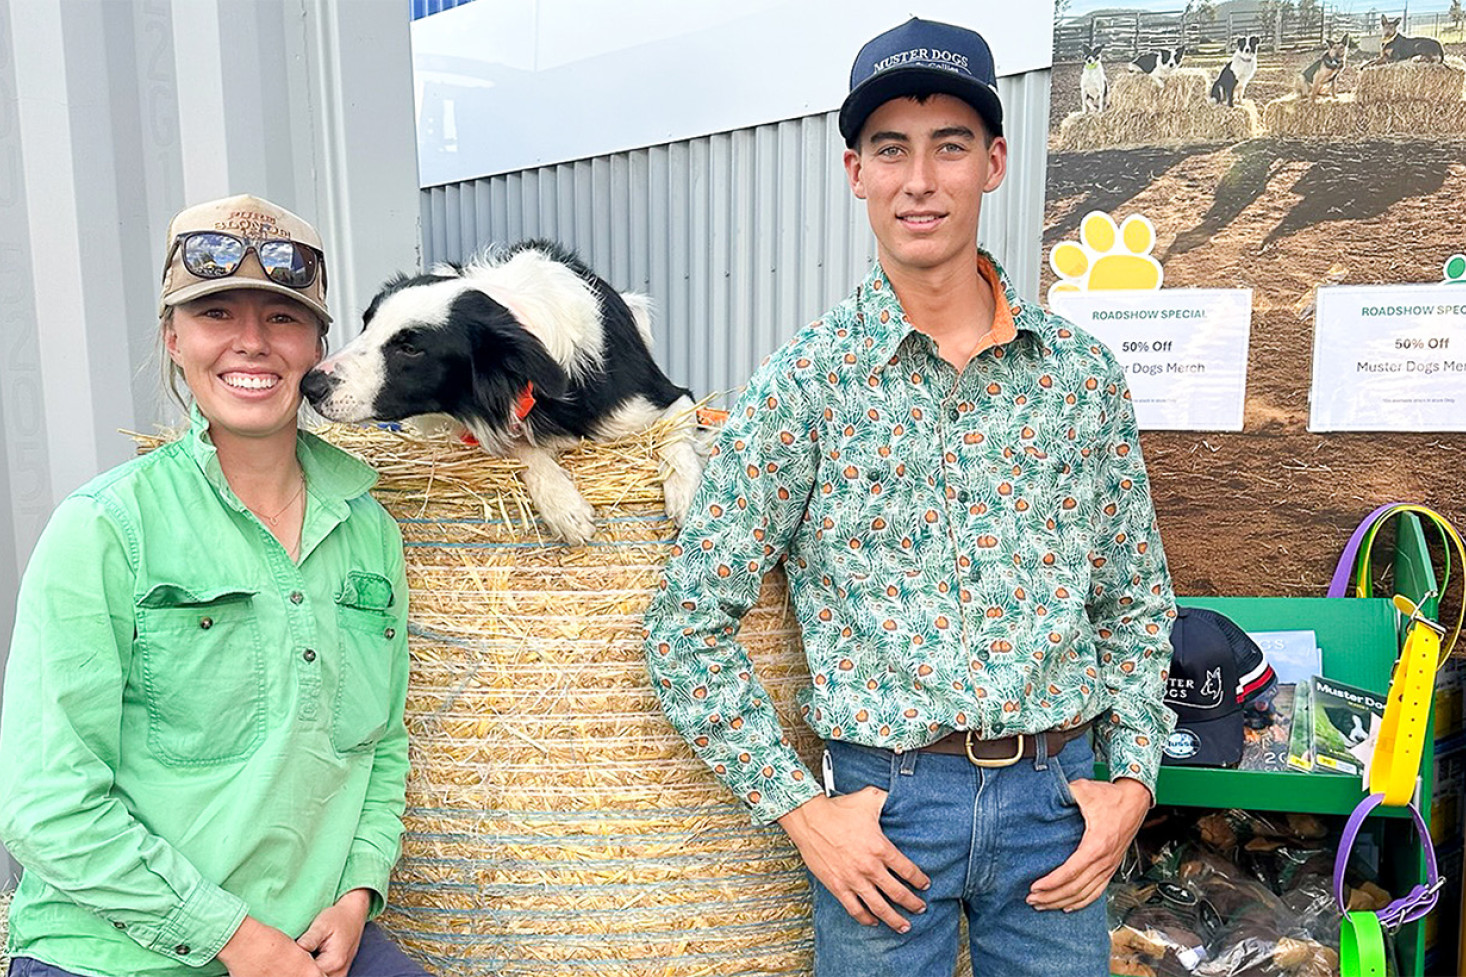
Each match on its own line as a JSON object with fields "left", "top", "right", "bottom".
{"left": 1328, "top": 503, "right": 1402, "bottom": 598}
{"left": 1334, "top": 793, "right": 1442, "bottom": 930}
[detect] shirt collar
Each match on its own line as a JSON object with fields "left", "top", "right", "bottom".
{"left": 858, "top": 249, "right": 1044, "bottom": 379}
{"left": 185, "top": 405, "right": 378, "bottom": 514}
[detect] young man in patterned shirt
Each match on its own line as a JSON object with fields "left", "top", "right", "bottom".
{"left": 643, "top": 17, "right": 1175, "bottom": 976}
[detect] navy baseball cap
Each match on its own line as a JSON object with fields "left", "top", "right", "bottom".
{"left": 839, "top": 17, "right": 1004, "bottom": 147}
{"left": 1161, "top": 607, "right": 1277, "bottom": 767}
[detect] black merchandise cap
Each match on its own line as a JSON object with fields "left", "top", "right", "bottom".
{"left": 1161, "top": 607, "right": 1277, "bottom": 767}
{"left": 839, "top": 17, "right": 1004, "bottom": 147}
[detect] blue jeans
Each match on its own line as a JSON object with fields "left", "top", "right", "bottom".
{"left": 6, "top": 922, "right": 429, "bottom": 977}
{"left": 813, "top": 733, "right": 1109, "bottom": 977}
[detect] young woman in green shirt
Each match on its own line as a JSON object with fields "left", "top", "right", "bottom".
{"left": 0, "top": 195, "right": 428, "bottom": 977}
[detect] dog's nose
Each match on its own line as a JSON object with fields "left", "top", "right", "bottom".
{"left": 300, "top": 369, "right": 336, "bottom": 404}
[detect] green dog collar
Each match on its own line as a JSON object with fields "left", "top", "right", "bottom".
{"left": 1340, "top": 910, "right": 1387, "bottom": 977}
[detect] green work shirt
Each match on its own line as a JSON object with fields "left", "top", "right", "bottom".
{"left": 0, "top": 408, "right": 410, "bottom": 975}
{"left": 644, "top": 255, "right": 1177, "bottom": 825}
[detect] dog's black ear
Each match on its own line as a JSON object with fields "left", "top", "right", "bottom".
{"left": 364, "top": 273, "right": 412, "bottom": 327}
{"left": 449, "top": 288, "right": 573, "bottom": 409}
{"left": 499, "top": 329, "right": 570, "bottom": 402}
{"left": 461, "top": 305, "right": 571, "bottom": 405}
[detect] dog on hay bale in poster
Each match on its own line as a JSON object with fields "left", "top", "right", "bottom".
{"left": 1264, "top": 56, "right": 1466, "bottom": 138}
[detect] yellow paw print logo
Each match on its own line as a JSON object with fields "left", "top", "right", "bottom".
{"left": 1048, "top": 211, "right": 1165, "bottom": 304}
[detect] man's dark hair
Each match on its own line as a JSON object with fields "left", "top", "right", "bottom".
{"left": 851, "top": 90, "right": 997, "bottom": 151}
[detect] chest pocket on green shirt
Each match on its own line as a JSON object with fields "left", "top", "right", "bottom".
{"left": 134, "top": 584, "right": 267, "bottom": 766}
{"left": 332, "top": 571, "right": 396, "bottom": 754}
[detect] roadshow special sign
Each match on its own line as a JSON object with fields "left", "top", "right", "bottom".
{"left": 1310, "top": 284, "right": 1466, "bottom": 432}
{"left": 1050, "top": 288, "right": 1253, "bottom": 432}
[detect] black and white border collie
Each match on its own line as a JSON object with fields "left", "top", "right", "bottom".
{"left": 1080, "top": 44, "right": 1107, "bottom": 114}
{"left": 1210, "top": 35, "right": 1259, "bottom": 107}
{"left": 1129, "top": 47, "right": 1184, "bottom": 87}
{"left": 301, "top": 241, "right": 704, "bottom": 545}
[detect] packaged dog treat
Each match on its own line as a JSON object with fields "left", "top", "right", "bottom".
{"left": 1237, "top": 840, "right": 1331, "bottom": 895}
{"left": 1194, "top": 810, "right": 1328, "bottom": 854}
{"left": 1110, "top": 806, "right": 1398, "bottom": 977}
{"left": 1193, "top": 925, "right": 1339, "bottom": 977}
{"left": 1117, "top": 904, "right": 1211, "bottom": 976}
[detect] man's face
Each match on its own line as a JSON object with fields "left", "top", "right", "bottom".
{"left": 843, "top": 94, "right": 1007, "bottom": 283}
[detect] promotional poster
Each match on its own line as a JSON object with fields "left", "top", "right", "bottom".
{"left": 1043, "top": 0, "right": 1466, "bottom": 595}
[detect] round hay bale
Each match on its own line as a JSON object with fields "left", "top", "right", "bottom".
{"left": 1263, "top": 91, "right": 1466, "bottom": 137}
{"left": 1355, "top": 58, "right": 1466, "bottom": 105}
{"left": 317, "top": 422, "right": 823, "bottom": 976}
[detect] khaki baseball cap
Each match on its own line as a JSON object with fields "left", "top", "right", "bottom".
{"left": 159, "top": 193, "right": 332, "bottom": 326}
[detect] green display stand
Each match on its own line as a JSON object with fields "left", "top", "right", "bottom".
{"left": 1103, "top": 514, "right": 1439, "bottom": 977}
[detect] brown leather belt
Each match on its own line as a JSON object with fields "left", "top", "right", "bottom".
{"left": 918, "top": 721, "right": 1092, "bottom": 768}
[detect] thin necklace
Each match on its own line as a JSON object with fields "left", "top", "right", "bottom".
{"left": 257, "top": 474, "right": 306, "bottom": 527}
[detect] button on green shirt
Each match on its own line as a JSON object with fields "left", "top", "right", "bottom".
{"left": 644, "top": 256, "right": 1176, "bottom": 825}
{"left": 0, "top": 409, "right": 410, "bottom": 975}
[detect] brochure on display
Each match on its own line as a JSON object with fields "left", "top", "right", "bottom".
{"left": 1238, "top": 630, "right": 1321, "bottom": 773}
{"left": 1247, "top": 630, "right": 1321, "bottom": 686}
{"left": 1310, "top": 676, "right": 1388, "bottom": 777}
{"left": 1238, "top": 683, "right": 1295, "bottom": 773}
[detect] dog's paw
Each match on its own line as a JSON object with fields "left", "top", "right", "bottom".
{"left": 662, "top": 468, "right": 701, "bottom": 526}
{"left": 1048, "top": 211, "right": 1164, "bottom": 304}
{"left": 657, "top": 440, "right": 706, "bottom": 526}
{"left": 516, "top": 447, "right": 598, "bottom": 545}
{"left": 540, "top": 492, "right": 598, "bottom": 546}
{"left": 403, "top": 413, "right": 468, "bottom": 440}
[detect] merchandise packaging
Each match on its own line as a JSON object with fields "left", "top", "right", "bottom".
{"left": 1109, "top": 808, "right": 1396, "bottom": 977}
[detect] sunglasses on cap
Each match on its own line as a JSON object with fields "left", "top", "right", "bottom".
{"left": 168, "top": 231, "right": 322, "bottom": 289}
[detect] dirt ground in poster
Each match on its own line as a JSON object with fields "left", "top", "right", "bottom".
{"left": 1043, "top": 43, "right": 1466, "bottom": 603}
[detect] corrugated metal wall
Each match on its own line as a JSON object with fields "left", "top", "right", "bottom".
{"left": 419, "top": 70, "right": 1052, "bottom": 404}
{"left": 0, "top": 0, "right": 421, "bottom": 886}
